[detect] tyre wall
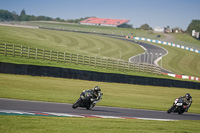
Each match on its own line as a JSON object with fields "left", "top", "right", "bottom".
{"left": 0, "top": 62, "right": 199, "bottom": 89}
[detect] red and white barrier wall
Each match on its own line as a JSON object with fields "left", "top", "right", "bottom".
{"left": 162, "top": 73, "right": 200, "bottom": 81}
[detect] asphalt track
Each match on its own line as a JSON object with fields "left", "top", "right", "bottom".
{"left": 1, "top": 98, "right": 200, "bottom": 120}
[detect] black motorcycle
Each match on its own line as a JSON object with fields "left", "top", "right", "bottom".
{"left": 167, "top": 97, "right": 188, "bottom": 115}
{"left": 72, "top": 92, "right": 103, "bottom": 110}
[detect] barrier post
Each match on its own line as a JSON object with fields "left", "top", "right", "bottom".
{"left": 64, "top": 52, "right": 66, "bottom": 63}
{"left": 13, "top": 44, "right": 15, "bottom": 57}
{"left": 70, "top": 53, "right": 72, "bottom": 63}
{"left": 57, "top": 52, "right": 59, "bottom": 62}
{"left": 50, "top": 51, "right": 52, "bottom": 61}
{"left": 106, "top": 59, "right": 108, "bottom": 69}
{"left": 5, "top": 43, "right": 7, "bottom": 56}
{"left": 95, "top": 57, "right": 97, "bottom": 67}
{"left": 101, "top": 58, "right": 103, "bottom": 69}
{"left": 28, "top": 47, "right": 30, "bottom": 58}
{"left": 77, "top": 54, "right": 79, "bottom": 64}
{"left": 83, "top": 55, "right": 85, "bottom": 66}
{"left": 43, "top": 49, "right": 45, "bottom": 60}
{"left": 20, "top": 46, "right": 23, "bottom": 57}
{"left": 89, "top": 56, "right": 91, "bottom": 66}
{"left": 35, "top": 48, "right": 38, "bottom": 59}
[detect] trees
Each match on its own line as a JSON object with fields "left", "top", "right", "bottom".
{"left": 187, "top": 20, "right": 200, "bottom": 35}
{"left": 139, "top": 23, "right": 152, "bottom": 30}
{"left": 0, "top": 10, "right": 14, "bottom": 21}
{"left": 20, "top": 9, "right": 26, "bottom": 17}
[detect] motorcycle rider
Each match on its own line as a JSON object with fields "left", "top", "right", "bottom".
{"left": 80, "top": 86, "right": 102, "bottom": 104}
{"left": 181, "top": 93, "right": 193, "bottom": 112}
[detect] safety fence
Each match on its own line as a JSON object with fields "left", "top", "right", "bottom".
{"left": 0, "top": 43, "right": 161, "bottom": 74}
{"left": 130, "top": 36, "right": 200, "bottom": 54}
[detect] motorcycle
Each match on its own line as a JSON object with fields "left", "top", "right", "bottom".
{"left": 72, "top": 92, "right": 103, "bottom": 110}
{"left": 167, "top": 97, "right": 188, "bottom": 115}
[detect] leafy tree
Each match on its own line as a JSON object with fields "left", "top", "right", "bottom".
{"left": 187, "top": 20, "right": 200, "bottom": 35}
{"left": 20, "top": 9, "right": 26, "bottom": 16}
{"left": 12, "top": 11, "right": 19, "bottom": 21}
{"left": 139, "top": 23, "right": 152, "bottom": 30}
{"left": 0, "top": 10, "right": 14, "bottom": 21}
{"left": 19, "top": 9, "right": 27, "bottom": 21}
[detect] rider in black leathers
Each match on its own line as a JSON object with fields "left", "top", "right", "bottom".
{"left": 181, "top": 93, "right": 193, "bottom": 112}
{"left": 80, "top": 86, "right": 102, "bottom": 103}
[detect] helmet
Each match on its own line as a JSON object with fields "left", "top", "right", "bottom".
{"left": 93, "top": 86, "right": 101, "bottom": 93}
{"left": 185, "top": 93, "right": 191, "bottom": 100}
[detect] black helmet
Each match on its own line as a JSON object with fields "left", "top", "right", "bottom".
{"left": 93, "top": 86, "right": 101, "bottom": 93}
{"left": 185, "top": 93, "right": 191, "bottom": 100}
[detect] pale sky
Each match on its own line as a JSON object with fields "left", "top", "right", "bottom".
{"left": 1, "top": 0, "right": 200, "bottom": 30}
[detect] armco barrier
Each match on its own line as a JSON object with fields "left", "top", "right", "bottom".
{"left": 0, "top": 62, "right": 199, "bottom": 89}
{"left": 132, "top": 37, "right": 200, "bottom": 54}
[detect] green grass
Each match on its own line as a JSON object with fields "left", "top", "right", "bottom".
{"left": 1, "top": 73, "right": 200, "bottom": 113}
{"left": 1, "top": 25, "right": 200, "bottom": 79}
{"left": 145, "top": 41, "right": 200, "bottom": 77}
{"left": 9, "top": 21, "right": 164, "bottom": 39}
{"left": 0, "top": 115, "right": 200, "bottom": 133}
{"left": 172, "top": 33, "right": 200, "bottom": 49}
{"left": 0, "top": 25, "right": 144, "bottom": 61}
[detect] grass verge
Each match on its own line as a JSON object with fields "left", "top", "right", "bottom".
{"left": 0, "top": 115, "right": 200, "bottom": 133}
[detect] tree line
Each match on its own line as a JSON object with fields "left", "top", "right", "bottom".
{"left": 187, "top": 20, "right": 200, "bottom": 35}
{"left": 0, "top": 9, "right": 89, "bottom": 23}
{"left": 0, "top": 9, "right": 199, "bottom": 35}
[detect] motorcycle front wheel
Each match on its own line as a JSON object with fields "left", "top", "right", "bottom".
{"left": 72, "top": 99, "right": 81, "bottom": 109}
{"left": 167, "top": 105, "right": 175, "bottom": 114}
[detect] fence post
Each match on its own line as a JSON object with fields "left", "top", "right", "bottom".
{"left": 13, "top": 44, "right": 15, "bottom": 57}
{"left": 28, "top": 47, "right": 30, "bottom": 58}
{"left": 43, "top": 49, "right": 45, "bottom": 60}
{"left": 20, "top": 46, "right": 23, "bottom": 57}
{"left": 5, "top": 43, "right": 7, "bottom": 56}
{"left": 106, "top": 59, "right": 108, "bottom": 69}
{"left": 50, "top": 51, "right": 52, "bottom": 61}
{"left": 101, "top": 58, "right": 103, "bottom": 69}
{"left": 89, "top": 56, "right": 91, "bottom": 66}
{"left": 83, "top": 55, "right": 85, "bottom": 66}
{"left": 117, "top": 59, "right": 119, "bottom": 70}
{"left": 35, "top": 48, "right": 38, "bottom": 59}
{"left": 112, "top": 59, "right": 114, "bottom": 69}
{"left": 123, "top": 60, "right": 125, "bottom": 71}
{"left": 57, "top": 52, "right": 59, "bottom": 62}
{"left": 64, "top": 52, "right": 66, "bottom": 63}
{"left": 77, "top": 54, "right": 79, "bottom": 64}
{"left": 95, "top": 57, "right": 97, "bottom": 67}
{"left": 128, "top": 62, "right": 130, "bottom": 71}
{"left": 70, "top": 53, "right": 72, "bottom": 63}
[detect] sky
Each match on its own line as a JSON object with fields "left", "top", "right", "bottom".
{"left": 0, "top": 0, "right": 200, "bottom": 30}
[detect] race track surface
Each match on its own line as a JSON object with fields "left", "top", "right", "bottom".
{"left": 1, "top": 98, "right": 200, "bottom": 120}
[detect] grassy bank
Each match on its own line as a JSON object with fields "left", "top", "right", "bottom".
{"left": 1, "top": 25, "right": 200, "bottom": 78}
{"left": 134, "top": 39, "right": 200, "bottom": 77}
{"left": 5, "top": 21, "right": 164, "bottom": 39}
{"left": 0, "top": 25, "right": 144, "bottom": 61}
{"left": 0, "top": 73, "right": 200, "bottom": 113}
